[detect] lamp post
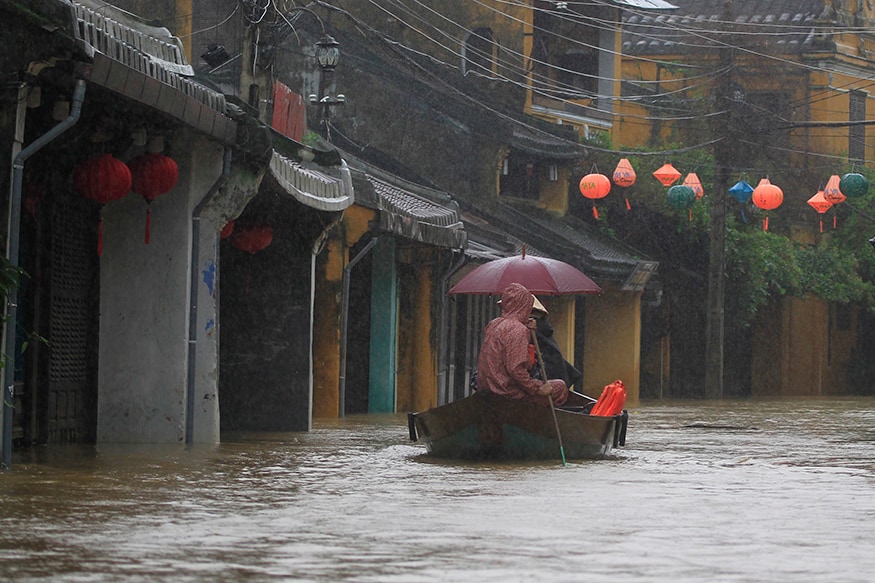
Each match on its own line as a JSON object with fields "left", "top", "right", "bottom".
{"left": 309, "top": 34, "right": 345, "bottom": 141}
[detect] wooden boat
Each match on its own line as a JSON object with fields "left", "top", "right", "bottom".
{"left": 407, "top": 389, "right": 627, "bottom": 461}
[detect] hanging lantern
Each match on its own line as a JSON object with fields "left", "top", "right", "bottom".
{"left": 578, "top": 173, "right": 611, "bottom": 219}
{"left": 807, "top": 190, "right": 832, "bottom": 233}
{"left": 751, "top": 180, "right": 784, "bottom": 231}
{"left": 72, "top": 153, "right": 132, "bottom": 256}
{"left": 823, "top": 174, "right": 846, "bottom": 228}
{"left": 220, "top": 220, "right": 235, "bottom": 239}
{"left": 839, "top": 172, "right": 869, "bottom": 198}
{"left": 728, "top": 180, "right": 753, "bottom": 204}
{"left": 823, "top": 174, "right": 846, "bottom": 205}
{"left": 230, "top": 224, "right": 274, "bottom": 254}
{"left": 612, "top": 158, "right": 636, "bottom": 187}
{"left": 128, "top": 152, "right": 179, "bottom": 245}
{"left": 667, "top": 185, "right": 696, "bottom": 211}
{"left": 683, "top": 172, "right": 704, "bottom": 199}
{"left": 653, "top": 163, "right": 682, "bottom": 186}
{"left": 612, "top": 158, "right": 635, "bottom": 210}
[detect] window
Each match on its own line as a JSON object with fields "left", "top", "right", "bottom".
{"left": 463, "top": 28, "right": 495, "bottom": 77}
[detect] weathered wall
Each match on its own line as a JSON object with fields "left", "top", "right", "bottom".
{"left": 582, "top": 290, "right": 641, "bottom": 405}
{"left": 97, "top": 133, "right": 222, "bottom": 442}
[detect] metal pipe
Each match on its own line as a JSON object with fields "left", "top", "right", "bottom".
{"left": 185, "top": 147, "right": 232, "bottom": 444}
{"left": 338, "top": 236, "right": 377, "bottom": 418}
{"left": 2, "top": 79, "right": 87, "bottom": 469}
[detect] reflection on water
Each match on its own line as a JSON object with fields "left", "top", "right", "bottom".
{"left": 2, "top": 398, "right": 875, "bottom": 582}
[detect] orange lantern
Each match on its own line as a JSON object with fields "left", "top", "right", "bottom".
{"left": 578, "top": 173, "right": 611, "bottom": 219}
{"left": 612, "top": 158, "right": 636, "bottom": 187}
{"left": 823, "top": 174, "right": 845, "bottom": 228}
{"left": 807, "top": 190, "right": 832, "bottom": 233}
{"left": 683, "top": 172, "right": 703, "bottom": 199}
{"left": 751, "top": 180, "right": 783, "bottom": 231}
{"left": 613, "top": 158, "right": 636, "bottom": 210}
{"left": 653, "top": 163, "right": 681, "bottom": 186}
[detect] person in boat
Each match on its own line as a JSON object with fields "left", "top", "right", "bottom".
{"left": 530, "top": 299, "right": 583, "bottom": 390}
{"left": 476, "top": 283, "right": 569, "bottom": 406}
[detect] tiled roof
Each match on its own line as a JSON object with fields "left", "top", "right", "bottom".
{"left": 63, "top": 0, "right": 236, "bottom": 142}
{"left": 622, "top": 0, "right": 829, "bottom": 56}
{"left": 269, "top": 152, "right": 354, "bottom": 212}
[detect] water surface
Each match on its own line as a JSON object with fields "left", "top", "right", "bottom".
{"left": 2, "top": 397, "right": 874, "bottom": 582}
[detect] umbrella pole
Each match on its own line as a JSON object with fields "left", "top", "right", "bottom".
{"left": 531, "top": 329, "right": 567, "bottom": 466}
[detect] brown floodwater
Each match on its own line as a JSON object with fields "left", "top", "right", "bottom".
{"left": 2, "top": 397, "right": 874, "bottom": 582}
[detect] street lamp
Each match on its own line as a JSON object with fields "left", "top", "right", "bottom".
{"left": 309, "top": 34, "right": 344, "bottom": 140}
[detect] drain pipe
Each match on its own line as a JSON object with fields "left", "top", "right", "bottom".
{"left": 185, "top": 147, "right": 232, "bottom": 445}
{"left": 338, "top": 236, "right": 377, "bottom": 418}
{"left": 2, "top": 79, "right": 87, "bottom": 469}
{"left": 437, "top": 250, "right": 467, "bottom": 405}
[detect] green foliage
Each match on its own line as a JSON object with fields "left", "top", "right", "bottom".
{"left": 574, "top": 137, "right": 875, "bottom": 328}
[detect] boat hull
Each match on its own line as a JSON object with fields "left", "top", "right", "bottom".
{"left": 409, "top": 391, "right": 626, "bottom": 461}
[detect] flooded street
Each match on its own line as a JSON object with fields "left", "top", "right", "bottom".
{"left": 2, "top": 397, "right": 875, "bottom": 582}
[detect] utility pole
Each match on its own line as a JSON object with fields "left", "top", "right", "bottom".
{"left": 705, "top": 1, "right": 736, "bottom": 399}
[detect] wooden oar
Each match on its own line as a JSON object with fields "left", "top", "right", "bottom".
{"left": 530, "top": 329, "right": 567, "bottom": 466}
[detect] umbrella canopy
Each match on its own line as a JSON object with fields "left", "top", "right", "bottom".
{"left": 449, "top": 253, "right": 602, "bottom": 296}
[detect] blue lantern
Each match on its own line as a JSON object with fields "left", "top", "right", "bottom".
{"left": 728, "top": 180, "right": 754, "bottom": 204}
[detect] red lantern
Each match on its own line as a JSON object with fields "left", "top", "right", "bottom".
{"left": 751, "top": 180, "right": 783, "bottom": 231}
{"left": 128, "top": 152, "right": 179, "bottom": 244}
{"left": 230, "top": 224, "right": 274, "bottom": 254}
{"left": 220, "top": 220, "right": 235, "bottom": 239}
{"left": 578, "top": 173, "right": 611, "bottom": 219}
{"left": 72, "top": 153, "right": 132, "bottom": 255}
{"left": 807, "top": 190, "right": 832, "bottom": 233}
{"left": 653, "top": 163, "right": 681, "bottom": 186}
{"left": 683, "top": 172, "right": 703, "bottom": 199}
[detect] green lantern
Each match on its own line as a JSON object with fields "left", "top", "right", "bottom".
{"left": 839, "top": 173, "right": 869, "bottom": 198}
{"left": 667, "top": 185, "right": 696, "bottom": 210}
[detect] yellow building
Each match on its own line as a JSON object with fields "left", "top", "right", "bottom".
{"left": 615, "top": 0, "right": 875, "bottom": 396}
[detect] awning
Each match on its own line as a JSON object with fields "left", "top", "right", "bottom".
{"left": 269, "top": 151, "right": 354, "bottom": 212}
{"left": 68, "top": 0, "right": 236, "bottom": 143}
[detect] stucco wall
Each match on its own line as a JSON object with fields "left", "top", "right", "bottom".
{"left": 582, "top": 290, "right": 641, "bottom": 405}
{"left": 97, "top": 134, "right": 222, "bottom": 442}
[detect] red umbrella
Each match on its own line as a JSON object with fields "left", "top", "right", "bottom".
{"left": 449, "top": 250, "right": 601, "bottom": 296}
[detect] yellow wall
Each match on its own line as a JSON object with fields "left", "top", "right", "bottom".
{"left": 751, "top": 295, "right": 858, "bottom": 396}
{"left": 312, "top": 206, "right": 376, "bottom": 418}
{"left": 396, "top": 249, "right": 439, "bottom": 413}
{"left": 582, "top": 291, "right": 641, "bottom": 404}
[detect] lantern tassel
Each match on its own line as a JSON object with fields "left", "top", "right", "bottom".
{"left": 625, "top": 197, "right": 631, "bottom": 211}
{"left": 763, "top": 215, "right": 769, "bottom": 231}
{"left": 819, "top": 218, "right": 823, "bottom": 233}
{"left": 833, "top": 211, "right": 838, "bottom": 229}
{"left": 145, "top": 205, "right": 152, "bottom": 245}
{"left": 592, "top": 204, "right": 599, "bottom": 219}
{"left": 740, "top": 207, "right": 746, "bottom": 223}
{"left": 689, "top": 209, "right": 693, "bottom": 222}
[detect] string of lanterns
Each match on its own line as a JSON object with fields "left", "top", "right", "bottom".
{"left": 71, "top": 152, "right": 273, "bottom": 256}
{"left": 578, "top": 158, "right": 869, "bottom": 232}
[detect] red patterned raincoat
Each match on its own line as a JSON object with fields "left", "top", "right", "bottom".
{"left": 476, "top": 283, "right": 568, "bottom": 406}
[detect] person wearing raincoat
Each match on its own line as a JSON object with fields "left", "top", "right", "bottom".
{"left": 476, "top": 283, "right": 569, "bottom": 406}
